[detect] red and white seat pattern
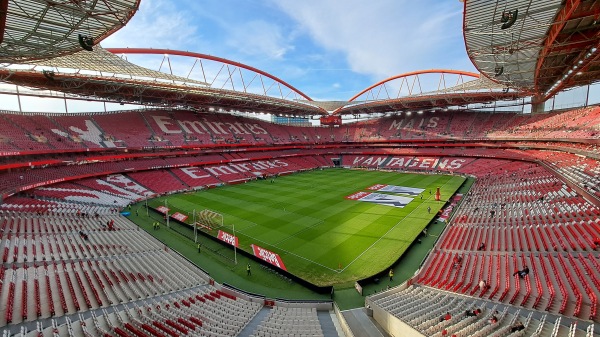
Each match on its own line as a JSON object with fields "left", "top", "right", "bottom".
{"left": 415, "top": 160, "right": 600, "bottom": 321}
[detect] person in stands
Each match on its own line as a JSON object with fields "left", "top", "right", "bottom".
{"left": 440, "top": 312, "right": 451, "bottom": 322}
{"left": 453, "top": 255, "right": 463, "bottom": 268}
{"left": 513, "top": 266, "right": 530, "bottom": 278}
{"left": 478, "top": 242, "right": 486, "bottom": 251}
{"left": 465, "top": 308, "right": 481, "bottom": 317}
{"left": 511, "top": 321, "right": 525, "bottom": 332}
{"left": 479, "top": 279, "right": 487, "bottom": 291}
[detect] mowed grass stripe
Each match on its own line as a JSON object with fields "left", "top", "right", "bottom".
{"left": 337, "top": 175, "right": 464, "bottom": 278}
{"left": 182, "top": 190, "right": 315, "bottom": 233}
{"left": 281, "top": 203, "right": 396, "bottom": 263}
{"left": 197, "top": 180, "right": 337, "bottom": 217}
{"left": 150, "top": 169, "right": 464, "bottom": 286}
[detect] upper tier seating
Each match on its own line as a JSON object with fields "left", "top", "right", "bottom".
{"left": 50, "top": 115, "right": 107, "bottom": 148}
{"left": 487, "top": 106, "right": 600, "bottom": 139}
{"left": 6, "top": 115, "right": 84, "bottom": 151}
{"left": 0, "top": 107, "right": 598, "bottom": 155}
{"left": 0, "top": 114, "right": 54, "bottom": 151}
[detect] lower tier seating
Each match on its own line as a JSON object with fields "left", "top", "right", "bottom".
{"left": 368, "top": 285, "right": 596, "bottom": 337}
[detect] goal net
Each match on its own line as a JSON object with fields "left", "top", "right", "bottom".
{"left": 195, "top": 209, "right": 223, "bottom": 230}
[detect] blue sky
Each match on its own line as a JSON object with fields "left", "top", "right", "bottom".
{"left": 102, "top": 0, "right": 476, "bottom": 101}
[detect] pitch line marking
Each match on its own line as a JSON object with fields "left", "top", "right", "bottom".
{"left": 249, "top": 235, "right": 340, "bottom": 272}
{"left": 216, "top": 211, "right": 337, "bottom": 272}
{"left": 272, "top": 219, "right": 325, "bottom": 246}
{"left": 339, "top": 178, "right": 454, "bottom": 273}
{"left": 177, "top": 201, "right": 336, "bottom": 272}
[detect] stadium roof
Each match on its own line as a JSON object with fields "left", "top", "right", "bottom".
{"left": 29, "top": 46, "right": 210, "bottom": 86}
{"left": 0, "top": 51, "right": 523, "bottom": 116}
{"left": 1, "top": 0, "right": 598, "bottom": 116}
{"left": 0, "top": 0, "right": 140, "bottom": 63}
{"left": 464, "top": 0, "right": 600, "bottom": 101}
{"left": 0, "top": 46, "right": 326, "bottom": 116}
{"left": 330, "top": 70, "right": 524, "bottom": 115}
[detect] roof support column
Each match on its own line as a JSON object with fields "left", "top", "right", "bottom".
{"left": 531, "top": 94, "right": 546, "bottom": 114}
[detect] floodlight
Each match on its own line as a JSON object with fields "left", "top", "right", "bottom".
{"left": 42, "top": 70, "right": 55, "bottom": 80}
{"left": 494, "top": 66, "right": 504, "bottom": 77}
{"left": 500, "top": 9, "right": 518, "bottom": 30}
{"left": 78, "top": 34, "right": 94, "bottom": 51}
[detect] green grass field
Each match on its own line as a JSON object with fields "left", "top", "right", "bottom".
{"left": 147, "top": 168, "right": 465, "bottom": 286}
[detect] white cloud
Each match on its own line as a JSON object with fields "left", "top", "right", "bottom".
{"left": 225, "top": 20, "right": 294, "bottom": 60}
{"left": 97, "top": 0, "right": 207, "bottom": 88}
{"left": 270, "top": 0, "right": 474, "bottom": 81}
{"left": 102, "top": 0, "right": 200, "bottom": 49}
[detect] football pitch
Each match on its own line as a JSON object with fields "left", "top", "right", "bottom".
{"left": 148, "top": 169, "right": 465, "bottom": 286}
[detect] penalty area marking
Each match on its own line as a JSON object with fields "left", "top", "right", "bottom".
{"left": 271, "top": 218, "right": 324, "bottom": 246}
{"left": 248, "top": 234, "right": 340, "bottom": 273}
{"left": 212, "top": 210, "right": 338, "bottom": 273}
{"left": 339, "top": 177, "right": 455, "bottom": 273}
{"left": 188, "top": 174, "right": 458, "bottom": 275}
